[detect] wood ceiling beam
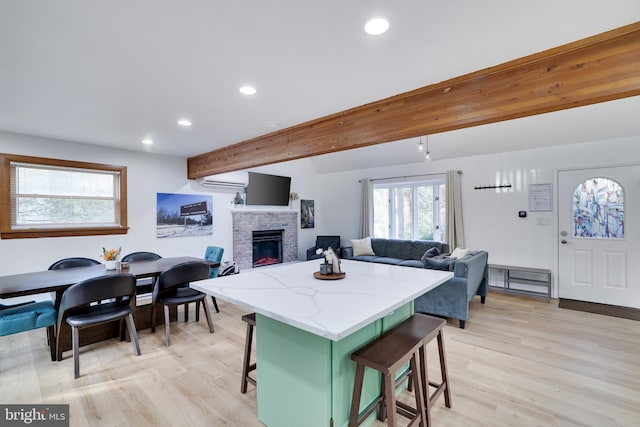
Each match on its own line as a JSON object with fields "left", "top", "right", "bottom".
{"left": 187, "top": 22, "right": 640, "bottom": 179}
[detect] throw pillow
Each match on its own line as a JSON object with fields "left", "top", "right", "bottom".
{"left": 422, "top": 257, "right": 455, "bottom": 271}
{"left": 351, "top": 237, "right": 375, "bottom": 256}
{"left": 420, "top": 247, "right": 440, "bottom": 264}
{"left": 450, "top": 247, "right": 470, "bottom": 259}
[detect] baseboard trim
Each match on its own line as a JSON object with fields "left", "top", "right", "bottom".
{"left": 559, "top": 298, "right": 640, "bottom": 321}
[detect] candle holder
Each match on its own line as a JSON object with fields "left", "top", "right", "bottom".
{"left": 319, "top": 263, "right": 333, "bottom": 275}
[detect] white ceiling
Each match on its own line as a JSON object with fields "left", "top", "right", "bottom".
{"left": 1, "top": 1, "right": 639, "bottom": 174}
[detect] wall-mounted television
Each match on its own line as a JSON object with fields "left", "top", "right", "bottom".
{"left": 245, "top": 172, "right": 291, "bottom": 206}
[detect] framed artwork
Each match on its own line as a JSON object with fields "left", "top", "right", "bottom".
{"left": 300, "top": 199, "right": 315, "bottom": 229}
{"left": 156, "top": 193, "right": 213, "bottom": 238}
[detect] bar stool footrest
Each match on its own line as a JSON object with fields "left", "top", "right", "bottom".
{"left": 428, "top": 381, "right": 447, "bottom": 404}
{"left": 354, "top": 397, "right": 385, "bottom": 426}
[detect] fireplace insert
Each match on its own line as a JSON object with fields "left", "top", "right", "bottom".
{"left": 252, "top": 229, "right": 283, "bottom": 267}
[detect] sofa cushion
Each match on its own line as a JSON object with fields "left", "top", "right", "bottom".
{"left": 352, "top": 255, "right": 378, "bottom": 263}
{"left": 398, "top": 260, "right": 424, "bottom": 268}
{"left": 384, "top": 239, "right": 412, "bottom": 260}
{"left": 370, "top": 238, "right": 387, "bottom": 256}
{"left": 410, "top": 241, "right": 441, "bottom": 260}
{"left": 450, "top": 247, "right": 471, "bottom": 259}
{"left": 423, "top": 256, "right": 456, "bottom": 271}
{"left": 420, "top": 247, "right": 440, "bottom": 264}
{"left": 374, "top": 257, "right": 405, "bottom": 266}
{"left": 351, "top": 237, "right": 375, "bottom": 256}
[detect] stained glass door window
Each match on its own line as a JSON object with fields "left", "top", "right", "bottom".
{"left": 573, "top": 178, "right": 624, "bottom": 238}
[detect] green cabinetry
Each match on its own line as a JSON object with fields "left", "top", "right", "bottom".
{"left": 256, "top": 303, "right": 412, "bottom": 427}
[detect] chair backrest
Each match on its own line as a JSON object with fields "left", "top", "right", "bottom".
{"left": 121, "top": 252, "right": 162, "bottom": 262}
{"left": 48, "top": 257, "right": 101, "bottom": 270}
{"left": 57, "top": 274, "right": 137, "bottom": 324}
{"left": 316, "top": 236, "right": 341, "bottom": 251}
{"left": 154, "top": 261, "right": 210, "bottom": 302}
{"left": 204, "top": 246, "right": 224, "bottom": 278}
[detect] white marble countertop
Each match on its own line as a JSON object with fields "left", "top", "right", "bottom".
{"left": 191, "top": 259, "right": 453, "bottom": 341}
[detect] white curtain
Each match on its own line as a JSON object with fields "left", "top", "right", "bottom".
{"left": 446, "top": 170, "right": 464, "bottom": 248}
{"left": 360, "top": 178, "right": 373, "bottom": 238}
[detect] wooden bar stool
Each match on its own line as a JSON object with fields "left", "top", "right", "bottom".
{"left": 349, "top": 318, "right": 427, "bottom": 427}
{"left": 403, "top": 313, "right": 452, "bottom": 425}
{"left": 240, "top": 312, "right": 257, "bottom": 393}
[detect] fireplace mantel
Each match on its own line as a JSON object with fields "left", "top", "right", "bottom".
{"left": 233, "top": 208, "right": 296, "bottom": 213}
{"left": 232, "top": 210, "right": 298, "bottom": 270}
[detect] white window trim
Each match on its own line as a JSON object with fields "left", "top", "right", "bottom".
{"left": 373, "top": 175, "right": 445, "bottom": 241}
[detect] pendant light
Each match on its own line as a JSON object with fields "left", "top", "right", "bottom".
{"left": 424, "top": 136, "right": 432, "bottom": 162}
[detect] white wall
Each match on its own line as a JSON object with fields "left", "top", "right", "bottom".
{"left": 314, "top": 136, "right": 640, "bottom": 296}
{"left": 249, "top": 161, "right": 322, "bottom": 258}
{"left": 0, "top": 132, "right": 324, "bottom": 277}
{"left": 0, "top": 132, "right": 200, "bottom": 274}
{"left": 2, "top": 131, "right": 638, "bottom": 299}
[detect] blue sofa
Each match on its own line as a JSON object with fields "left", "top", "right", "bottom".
{"left": 342, "top": 238, "right": 488, "bottom": 328}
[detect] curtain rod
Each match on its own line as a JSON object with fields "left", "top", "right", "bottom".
{"left": 359, "top": 170, "right": 461, "bottom": 183}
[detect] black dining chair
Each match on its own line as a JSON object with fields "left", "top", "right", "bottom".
{"left": 121, "top": 251, "right": 162, "bottom": 294}
{"left": 55, "top": 273, "right": 141, "bottom": 378}
{"left": 48, "top": 257, "right": 101, "bottom": 270}
{"left": 49, "top": 258, "right": 105, "bottom": 308}
{"left": 121, "top": 252, "right": 162, "bottom": 262}
{"left": 123, "top": 252, "right": 196, "bottom": 324}
{"left": 121, "top": 251, "right": 168, "bottom": 330}
{"left": 152, "top": 261, "right": 214, "bottom": 346}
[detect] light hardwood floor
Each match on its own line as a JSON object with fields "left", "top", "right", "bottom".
{"left": 2, "top": 292, "right": 639, "bottom": 427}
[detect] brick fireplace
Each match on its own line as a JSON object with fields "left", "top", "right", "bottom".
{"left": 232, "top": 210, "right": 298, "bottom": 270}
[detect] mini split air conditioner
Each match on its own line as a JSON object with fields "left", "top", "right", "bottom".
{"left": 196, "top": 171, "right": 248, "bottom": 189}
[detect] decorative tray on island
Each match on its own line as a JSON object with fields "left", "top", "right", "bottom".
{"left": 313, "top": 271, "right": 346, "bottom": 280}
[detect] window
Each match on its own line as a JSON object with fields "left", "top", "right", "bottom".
{"left": 572, "top": 177, "right": 624, "bottom": 239}
{"left": 0, "top": 154, "right": 128, "bottom": 239}
{"left": 373, "top": 176, "right": 446, "bottom": 241}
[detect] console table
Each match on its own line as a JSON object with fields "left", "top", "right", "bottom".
{"left": 191, "top": 259, "right": 452, "bottom": 427}
{"left": 488, "top": 264, "right": 552, "bottom": 301}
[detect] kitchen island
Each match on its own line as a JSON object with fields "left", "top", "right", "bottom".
{"left": 191, "top": 259, "right": 452, "bottom": 427}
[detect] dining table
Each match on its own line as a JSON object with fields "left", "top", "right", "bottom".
{"left": 0, "top": 256, "right": 219, "bottom": 361}
{"left": 191, "top": 259, "right": 453, "bottom": 427}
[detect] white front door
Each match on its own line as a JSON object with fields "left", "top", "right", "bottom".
{"left": 558, "top": 165, "right": 640, "bottom": 308}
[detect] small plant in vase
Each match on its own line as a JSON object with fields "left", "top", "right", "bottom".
{"left": 102, "top": 246, "right": 121, "bottom": 270}
{"left": 232, "top": 192, "right": 245, "bottom": 206}
{"left": 289, "top": 192, "right": 299, "bottom": 208}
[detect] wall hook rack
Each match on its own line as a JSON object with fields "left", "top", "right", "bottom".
{"left": 474, "top": 184, "right": 512, "bottom": 190}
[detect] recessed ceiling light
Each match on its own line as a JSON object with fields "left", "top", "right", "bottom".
{"left": 265, "top": 121, "right": 280, "bottom": 130}
{"left": 142, "top": 138, "right": 154, "bottom": 145}
{"left": 178, "top": 119, "right": 192, "bottom": 127}
{"left": 239, "top": 86, "right": 257, "bottom": 95}
{"left": 364, "top": 18, "right": 389, "bottom": 35}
